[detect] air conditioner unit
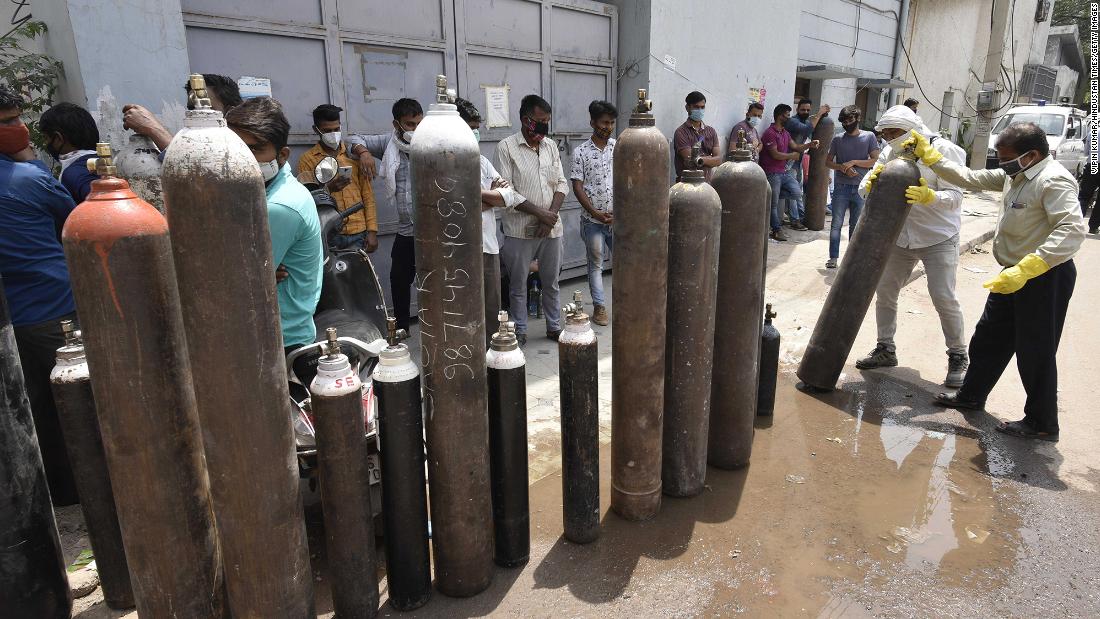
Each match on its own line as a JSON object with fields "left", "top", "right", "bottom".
{"left": 1035, "top": 0, "right": 1050, "bottom": 22}
{"left": 1019, "top": 64, "right": 1058, "bottom": 101}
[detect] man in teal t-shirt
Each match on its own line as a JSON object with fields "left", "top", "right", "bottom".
{"left": 226, "top": 97, "right": 323, "bottom": 351}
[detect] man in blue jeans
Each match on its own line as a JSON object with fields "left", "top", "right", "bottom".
{"left": 760, "top": 103, "right": 819, "bottom": 241}
{"left": 824, "top": 105, "right": 880, "bottom": 267}
{"left": 571, "top": 100, "right": 617, "bottom": 325}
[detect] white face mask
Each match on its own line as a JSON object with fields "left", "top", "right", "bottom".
{"left": 402, "top": 130, "right": 415, "bottom": 144}
{"left": 748, "top": 117, "right": 761, "bottom": 128}
{"left": 320, "top": 131, "right": 341, "bottom": 149}
{"left": 472, "top": 128, "right": 481, "bottom": 142}
{"left": 259, "top": 158, "right": 281, "bottom": 182}
{"left": 886, "top": 133, "right": 910, "bottom": 153}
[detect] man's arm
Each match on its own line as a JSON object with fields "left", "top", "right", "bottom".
{"left": 1034, "top": 175, "right": 1087, "bottom": 267}
{"left": 36, "top": 171, "right": 78, "bottom": 238}
{"left": 122, "top": 104, "right": 173, "bottom": 151}
{"left": 700, "top": 141, "right": 723, "bottom": 168}
{"left": 346, "top": 134, "right": 388, "bottom": 179}
{"left": 930, "top": 158, "right": 1006, "bottom": 193}
{"left": 858, "top": 150, "right": 889, "bottom": 199}
{"left": 789, "top": 137, "right": 819, "bottom": 154}
{"left": 809, "top": 104, "right": 831, "bottom": 129}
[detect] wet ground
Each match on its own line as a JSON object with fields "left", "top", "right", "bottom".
{"left": 68, "top": 203, "right": 1100, "bottom": 617}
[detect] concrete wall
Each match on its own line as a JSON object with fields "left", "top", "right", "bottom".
{"left": 608, "top": 0, "right": 799, "bottom": 161}
{"left": 34, "top": 0, "right": 190, "bottom": 113}
{"left": 896, "top": 0, "right": 1049, "bottom": 149}
{"left": 798, "top": 0, "right": 902, "bottom": 114}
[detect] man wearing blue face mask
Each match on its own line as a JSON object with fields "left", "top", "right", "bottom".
{"left": 225, "top": 97, "right": 323, "bottom": 353}
{"left": 673, "top": 91, "right": 722, "bottom": 182}
{"left": 728, "top": 101, "right": 765, "bottom": 161}
{"left": 906, "top": 123, "right": 1086, "bottom": 442}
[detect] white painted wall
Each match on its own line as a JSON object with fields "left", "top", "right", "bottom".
{"left": 34, "top": 0, "right": 190, "bottom": 113}
{"left": 895, "top": 0, "right": 1050, "bottom": 153}
{"left": 609, "top": 0, "right": 800, "bottom": 162}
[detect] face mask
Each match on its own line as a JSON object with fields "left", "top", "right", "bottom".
{"left": 471, "top": 128, "right": 481, "bottom": 142}
{"left": 320, "top": 130, "right": 341, "bottom": 149}
{"left": 258, "top": 158, "right": 281, "bottom": 182}
{"left": 689, "top": 109, "right": 705, "bottom": 122}
{"left": 400, "top": 130, "right": 415, "bottom": 144}
{"left": 748, "top": 117, "right": 761, "bottom": 128}
{"left": 999, "top": 152, "right": 1034, "bottom": 177}
{"left": 886, "top": 133, "right": 909, "bottom": 153}
{"left": 0, "top": 123, "right": 30, "bottom": 155}
{"left": 593, "top": 126, "right": 613, "bottom": 140}
{"left": 523, "top": 117, "right": 549, "bottom": 138}
{"left": 842, "top": 121, "right": 859, "bottom": 133}
{"left": 797, "top": 112, "right": 810, "bottom": 121}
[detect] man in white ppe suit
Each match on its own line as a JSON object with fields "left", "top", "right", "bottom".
{"left": 856, "top": 105, "right": 970, "bottom": 388}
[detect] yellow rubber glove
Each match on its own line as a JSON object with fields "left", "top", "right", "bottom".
{"left": 863, "top": 163, "right": 885, "bottom": 194}
{"left": 982, "top": 253, "right": 1050, "bottom": 294}
{"left": 905, "top": 178, "right": 936, "bottom": 205}
{"left": 900, "top": 129, "right": 943, "bottom": 166}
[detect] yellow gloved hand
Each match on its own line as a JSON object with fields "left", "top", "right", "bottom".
{"left": 905, "top": 178, "right": 936, "bottom": 205}
{"left": 864, "top": 163, "right": 885, "bottom": 194}
{"left": 982, "top": 253, "right": 1050, "bottom": 294}
{"left": 900, "top": 129, "right": 943, "bottom": 166}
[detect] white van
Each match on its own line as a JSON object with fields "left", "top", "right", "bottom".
{"left": 985, "top": 104, "right": 1087, "bottom": 176}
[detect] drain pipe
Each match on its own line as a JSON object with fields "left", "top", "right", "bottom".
{"left": 889, "top": 0, "right": 912, "bottom": 107}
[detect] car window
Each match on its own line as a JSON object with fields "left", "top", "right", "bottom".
{"left": 992, "top": 113, "right": 1066, "bottom": 136}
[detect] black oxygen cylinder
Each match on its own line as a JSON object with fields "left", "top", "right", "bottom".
{"left": 49, "top": 320, "right": 134, "bottom": 609}
{"left": 374, "top": 320, "right": 431, "bottom": 611}
{"left": 486, "top": 311, "right": 530, "bottom": 568}
{"left": 757, "top": 305, "right": 780, "bottom": 417}
{"left": 0, "top": 280, "right": 72, "bottom": 618}
{"left": 311, "top": 328, "right": 378, "bottom": 618}
{"left": 558, "top": 292, "right": 600, "bottom": 543}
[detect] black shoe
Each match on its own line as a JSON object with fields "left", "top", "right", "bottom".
{"left": 790, "top": 221, "right": 808, "bottom": 231}
{"left": 933, "top": 392, "right": 984, "bottom": 411}
{"left": 1090, "top": 227, "right": 1099, "bottom": 234}
{"left": 945, "top": 352, "right": 969, "bottom": 388}
{"left": 546, "top": 330, "right": 562, "bottom": 341}
{"left": 995, "top": 419, "right": 1059, "bottom": 442}
{"left": 855, "top": 344, "right": 897, "bottom": 369}
{"left": 770, "top": 229, "right": 788, "bottom": 242}
{"left": 516, "top": 333, "right": 528, "bottom": 346}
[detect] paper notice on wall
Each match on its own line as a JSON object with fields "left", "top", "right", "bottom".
{"left": 750, "top": 87, "right": 767, "bottom": 106}
{"left": 238, "top": 76, "right": 272, "bottom": 99}
{"left": 485, "top": 85, "right": 510, "bottom": 128}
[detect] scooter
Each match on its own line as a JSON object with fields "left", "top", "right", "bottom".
{"left": 286, "top": 157, "right": 391, "bottom": 515}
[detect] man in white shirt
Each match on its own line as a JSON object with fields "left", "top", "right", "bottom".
{"left": 570, "top": 100, "right": 617, "bottom": 326}
{"left": 856, "top": 105, "right": 969, "bottom": 388}
{"left": 495, "top": 94, "right": 568, "bottom": 346}
{"left": 455, "top": 98, "right": 524, "bottom": 347}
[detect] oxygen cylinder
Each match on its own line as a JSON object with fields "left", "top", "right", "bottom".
{"left": 803, "top": 115, "right": 835, "bottom": 231}
{"left": 611, "top": 89, "right": 670, "bottom": 521}
{"left": 161, "top": 75, "right": 313, "bottom": 616}
{"left": 61, "top": 144, "right": 226, "bottom": 617}
{"left": 0, "top": 282, "right": 71, "bottom": 619}
{"left": 757, "top": 305, "right": 780, "bottom": 417}
{"left": 411, "top": 75, "right": 493, "bottom": 596}
{"left": 797, "top": 157, "right": 920, "bottom": 390}
{"left": 662, "top": 151, "right": 721, "bottom": 496}
{"left": 708, "top": 137, "right": 770, "bottom": 470}
{"left": 486, "top": 310, "right": 529, "bottom": 568}
{"left": 311, "top": 328, "right": 378, "bottom": 618}
{"left": 114, "top": 133, "right": 164, "bottom": 213}
{"left": 49, "top": 320, "right": 133, "bottom": 609}
{"left": 374, "top": 319, "right": 431, "bottom": 611}
{"left": 558, "top": 292, "right": 600, "bottom": 543}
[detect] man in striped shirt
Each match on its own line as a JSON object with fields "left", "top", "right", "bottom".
{"left": 495, "top": 94, "right": 568, "bottom": 345}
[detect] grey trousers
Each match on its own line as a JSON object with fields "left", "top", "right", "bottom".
{"left": 875, "top": 234, "right": 967, "bottom": 354}
{"left": 483, "top": 252, "right": 502, "bottom": 348}
{"left": 500, "top": 235, "right": 563, "bottom": 334}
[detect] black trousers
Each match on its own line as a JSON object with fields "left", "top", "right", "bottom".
{"left": 957, "top": 260, "right": 1076, "bottom": 432}
{"left": 390, "top": 233, "right": 417, "bottom": 331}
{"left": 14, "top": 313, "right": 79, "bottom": 506}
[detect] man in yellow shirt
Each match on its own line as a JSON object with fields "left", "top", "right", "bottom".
{"left": 298, "top": 104, "right": 378, "bottom": 252}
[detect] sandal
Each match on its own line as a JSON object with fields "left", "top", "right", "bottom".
{"left": 933, "top": 392, "right": 985, "bottom": 411}
{"left": 996, "top": 420, "right": 1059, "bottom": 442}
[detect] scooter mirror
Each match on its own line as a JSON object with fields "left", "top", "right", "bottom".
{"left": 314, "top": 156, "right": 340, "bottom": 184}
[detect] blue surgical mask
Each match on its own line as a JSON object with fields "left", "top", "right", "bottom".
{"left": 689, "top": 109, "right": 705, "bottom": 122}
{"left": 472, "top": 128, "right": 481, "bottom": 142}
{"left": 748, "top": 117, "right": 760, "bottom": 128}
